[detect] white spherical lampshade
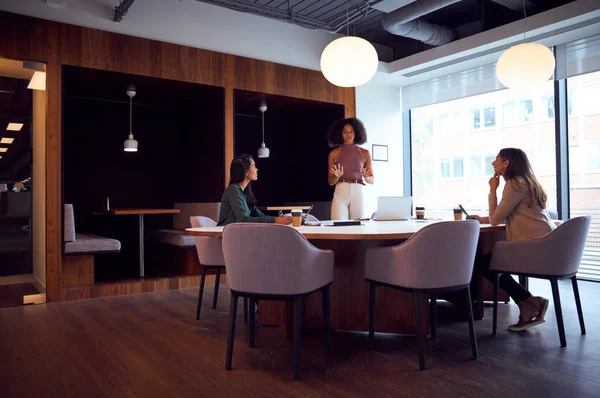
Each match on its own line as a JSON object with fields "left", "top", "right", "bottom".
{"left": 320, "top": 36, "right": 378, "bottom": 88}
{"left": 496, "top": 43, "right": 555, "bottom": 90}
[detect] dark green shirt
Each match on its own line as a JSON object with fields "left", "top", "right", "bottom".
{"left": 217, "top": 183, "right": 275, "bottom": 226}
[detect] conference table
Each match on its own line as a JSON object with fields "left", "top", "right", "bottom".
{"left": 186, "top": 220, "right": 506, "bottom": 336}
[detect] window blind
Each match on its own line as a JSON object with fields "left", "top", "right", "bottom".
{"left": 556, "top": 34, "right": 600, "bottom": 80}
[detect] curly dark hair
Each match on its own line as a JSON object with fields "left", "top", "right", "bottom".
{"left": 327, "top": 117, "right": 367, "bottom": 148}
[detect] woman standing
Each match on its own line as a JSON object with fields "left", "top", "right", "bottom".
{"left": 471, "top": 148, "right": 554, "bottom": 332}
{"left": 217, "top": 154, "right": 291, "bottom": 226}
{"left": 327, "top": 117, "right": 374, "bottom": 220}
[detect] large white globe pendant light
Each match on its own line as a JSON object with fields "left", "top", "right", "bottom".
{"left": 321, "top": 36, "right": 379, "bottom": 87}
{"left": 320, "top": 1, "right": 378, "bottom": 88}
{"left": 496, "top": 42, "right": 555, "bottom": 90}
{"left": 495, "top": 0, "right": 555, "bottom": 90}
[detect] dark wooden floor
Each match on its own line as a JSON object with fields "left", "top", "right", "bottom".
{"left": 1, "top": 279, "right": 598, "bottom": 397}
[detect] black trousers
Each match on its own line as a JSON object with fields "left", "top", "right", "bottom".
{"left": 475, "top": 253, "right": 531, "bottom": 304}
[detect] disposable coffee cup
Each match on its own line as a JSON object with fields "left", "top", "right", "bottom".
{"left": 291, "top": 211, "right": 302, "bottom": 227}
{"left": 453, "top": 208, "right": 463, "bottom": 221}
{"left": 415, "top": 207, "right": 425, "bottom": 220}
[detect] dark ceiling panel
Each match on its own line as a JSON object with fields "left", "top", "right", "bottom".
{"left": 206, "top": 0, "right": 574, "bottom": 61}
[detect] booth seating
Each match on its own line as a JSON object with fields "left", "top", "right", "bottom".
{"left": 150, "top": 203, "right": 220, "bottom": 247}
{"left": 62, "top": 204, "right": 121, "bottom": 287}
{"left": 148, "top": 203, "right": 221, "bottom": 276}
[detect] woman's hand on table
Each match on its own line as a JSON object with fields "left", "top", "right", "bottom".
{"left": 469, "top": 215, "right": 484, "bottom": 224}
{"left": 275, "top": 216, "right": 292, "bottom": 225}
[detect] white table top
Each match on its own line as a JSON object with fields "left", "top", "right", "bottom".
{"left": 265, "top": 206, "right": 312, "bottom": 211}
{"left": 186, "top": 219, "right": 504, "bottom": 241}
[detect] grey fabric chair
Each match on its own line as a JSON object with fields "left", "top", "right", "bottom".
{"left": 365, "top": 220, "right": 480, "bottom": 370}
{"left": 518, "top": 209, "right": 559, "bottom": 291}
{"left": 222, "top": 223, "right": 334, "bottom": 380}
{"left": 490, "top": 216, "right": 591, "bottom": 347}
{"left": 190, "top": 216, "right": 248, "bottom": 323}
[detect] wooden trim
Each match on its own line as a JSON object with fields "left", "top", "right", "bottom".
{"left": 46, "top": 52, "right": 62, "bottom": 302}
{"left": 225, "top": 55, "right": 234, "bottom": 187}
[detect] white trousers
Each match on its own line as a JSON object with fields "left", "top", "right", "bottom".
{"left": 331, "top": 182, "right": 366, "bottom": 220}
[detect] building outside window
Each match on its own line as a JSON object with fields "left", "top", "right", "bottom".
{"left": 567, "top": 70, "right": 600, "bottom": 281}
{"left": 411, "top": 80, "right": 556, "bottom": 216}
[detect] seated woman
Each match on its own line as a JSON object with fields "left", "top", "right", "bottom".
{"left": 471, "top": 148, "right": 554, "bottom": 332}
{"left": 217, "top": 154, "right": 291, "bottom": 226}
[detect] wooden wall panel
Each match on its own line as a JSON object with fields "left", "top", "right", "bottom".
{"left": 224, "top": 55, "right": 235, "bottom": 187}
{"left": 0, "top": 13, "right": 53, "bottom": 62}
{"left": 233, "top": 57, "right": 346, "bottom": 105}
{"left": 58, "top": 24, "right": 225, "bottom": 87}
{"left": 62, "top": 255, "right": 94, "bottom": 287}
{"left": 0, "top": 11, "right": 355, "bottom": 302}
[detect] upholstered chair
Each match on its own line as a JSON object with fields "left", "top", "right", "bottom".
{"left": 365, "top": 220, "right": 480, "bottom": 370}
{"left": 222, "top": 223, "right": 334, "bottom": 380}
{"left": 190, "top": 216, "right": 248, "bottom": 323}
{"left": 489, "top": 216, "right": 591, "bottom": 347}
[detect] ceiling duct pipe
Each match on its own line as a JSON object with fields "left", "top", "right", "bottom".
{"left": 381, "top": 0, "right": 461, "bottom": 46}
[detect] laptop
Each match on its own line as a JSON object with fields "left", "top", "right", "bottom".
{"left": 374, "top": 196, "right": 412, "bottom": 221}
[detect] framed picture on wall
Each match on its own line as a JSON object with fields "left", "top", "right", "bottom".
{"left": 372, "top": 144, "right": 388, "bottom": 162}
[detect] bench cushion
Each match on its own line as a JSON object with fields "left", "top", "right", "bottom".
{"left": 65, "top": 233, "right": 121, "bottom": 254}
{"left": 150, "top": 229, "right": 196, "bottom": 247}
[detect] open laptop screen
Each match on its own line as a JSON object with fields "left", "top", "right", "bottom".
{"left": 375, "top": 196, "right": 412, "bottom": 221}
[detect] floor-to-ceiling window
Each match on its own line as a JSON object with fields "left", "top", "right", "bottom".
{"left": 410, "top": 80, "right": 557, "bottom": 218}
{"left": 568, "top": 70, "right": 600, "bottom": 281}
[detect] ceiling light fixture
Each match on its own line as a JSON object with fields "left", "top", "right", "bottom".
{"left": 6, "top": 123, "right": 23, "bottom": 131}
{"left": 496, "top": 0, "right": 555, "bottom": 90}
{"left": 320, "top": 0, "right": 378, "bottom": 87}
{"left": 27, "top": 71, "right": 46, "bottom": 91}
{"left": 257, "top": 102, "right": 270, "bottom": 158}
{"left": 0, "top": 148, "right": 7, "bottom": 153}
{"left": 0, "top": 138, "right": 14, "bottom": 144}
{"left": 123, "top": 85, "right": 138, "bottom": 152}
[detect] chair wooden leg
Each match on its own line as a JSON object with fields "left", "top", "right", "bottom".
{"left": 212, "top": 267, "right": 221, "bottom": 309}
{"left": 225, "top": 292, "right": 238, "bottom": 371}
{"left": 243, "top": 297, "right": 248, "bottom": 325}
{"left": 196, "top": 266, "right": 207, "bottom": 320}
{"left": 248, "top": 297, "right": 255, "bottom": 347}
{"left": 465, "top": 286, "right": 479, "bottom": 360}
{"left": 550, "top": 279, "right": 567, "bottom": 347}
{"left": 429, "top": 294, "right": 437, "bottom": 340}
{"left": 322, "top": 285, "right": 331, "bottom": 354}
{"left": 413, "top": 291, "right": 425, "bottom": 370}
{"left": 368, "top": 281, "right": 376, "bottom": 350}
{"left": 571, "top": 276, "right": 586, "bottom": 335}
{"left": 493, "top": 273, "right": 499, "bottom": 336}
{"left": 293, "top": 296, "right": 302, "bottom": 380}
